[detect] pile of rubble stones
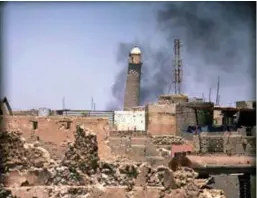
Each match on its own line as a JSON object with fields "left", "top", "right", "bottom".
{"left": 0, "top": 186, "right": 18, "bottom": 198}
{"left": 0, "top": 127, "right": 226, "bottom": 198}
{"left": 173, "top": 167, "right": 199, "bottom": 188}
{"left": 0, "top": 130, "right": 49, "bottom": 173}
{"left": 45, "top": 165, "right": 88, "bottom": 186}
{"left": 152, "top": 135, "right": 185, "bottom": 145}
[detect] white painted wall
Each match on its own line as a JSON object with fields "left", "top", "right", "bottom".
{"left": 114, "top": 111, "right": 145, "bottom": 131}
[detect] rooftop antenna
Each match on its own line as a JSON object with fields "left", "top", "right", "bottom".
{"left": 91, "top": 97, "right": 94, "bottom": 111}
{"left": 202, "top": 93, "right": 205, "bottom": 101}
{"left": 215, "top": 76, "right": 220, "bottom": 106}
{"left": 62, "top": 97, "right": 66, "bottom": 110}
{"left": 173, "top": 39, "right": 183, "bottom": 94}
{"left": 62, "top": 97, "right": 66, "bottom": 115}
{"left": 93, "top": 102, "right": 96, "bottom": 111}
{"left": 209, "top": 88, "right": 212, "bottom": 102}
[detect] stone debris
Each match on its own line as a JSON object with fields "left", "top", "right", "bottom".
{"left": 0, "top": 127, "right": 227, "bottom": 198}
{"left": 45, "top": 165, "right": 88, "bottom": 186}
{"left": 157, "top": 148, "right": 171, "bottom": 158}
{"left": 152, "top": 136, "right": 185, "bottom": 145}
{"left": 96, "top": 161, "right": 138, "bottom": 189}
{"left": 62, "top": 126, "right": 99, "bottom": 175}
{"left": 0, "top": 186, "right": 18, "bottom": 198}
{"left": 173, "top": 167, "right": 199, "bottom": 188}
{"left": 48, "top": 186, "right": 90, "bottom": 198}
{"left": 0, "top": 131, "right": 49, "bottom": 173}
{"left": 199, "top": 189, "right": 226, "bottom": 198}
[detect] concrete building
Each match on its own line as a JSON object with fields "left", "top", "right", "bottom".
{"left": 146, "top": 94, "right": 214, "bottom": 136}
{"left": 236, "top": 101, "right": 256, "bottom": 109}
{"left": 123, "top": 47, "right": 142, "bottom": 110}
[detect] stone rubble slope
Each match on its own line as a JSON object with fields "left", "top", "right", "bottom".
{"left": 0, "top": 131, "right": 49, "bottom": 173}
{"left": 0, "top": 127, "right": 226, "bottom": 198}
{"left": 152, "top": 135, "right": 185, "bottom": 145}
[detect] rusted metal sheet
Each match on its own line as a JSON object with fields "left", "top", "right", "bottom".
{"left": 169, "top": 154, "right": 256, "bottom": 174}
{"left": 187, "top": 155, "right": 256, "bottom": 168}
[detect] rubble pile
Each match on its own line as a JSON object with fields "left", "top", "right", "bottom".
{"left": 152, "top": 135, "right": 185, "bottom": 145}
{"left": 96, "top": 162, "right": 173, "bottom": 189}
{"left": 173, "top": 167, "right": 199, "bottom": 188}
{"left": 173, "top": 167, "right": 226, "bottom": 198}
{"left": 156, "top": 148, "right": 171, "bottom": 158}
{"left": 142, "top": 164, "right": 169, "bottom": 186}
{"left": 47, "top": 186, "right": 90, "bottom": 198}
{"left": 199, "top": 189, "right": 226, "bottom": 198}
{"left": 0, "top": 131, "right": 49, "bottom": 173}
{"left": 0, "top": 127, "right": 227, "bottom": 198}
{"left": 0, "top": 186, "right": 18, "bottom": 198}
{"left": 45, "top": 165, "right": 88, "bottom": 186}
{"left": 95, "top": 161, "right": 139, "bottom": 190}
{"left": 62, "top": 126, "right": 99, "bottom": 175}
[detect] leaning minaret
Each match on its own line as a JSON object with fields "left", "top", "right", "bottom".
{"left": 123, "top": 47, "right": 142, "bottom": 110}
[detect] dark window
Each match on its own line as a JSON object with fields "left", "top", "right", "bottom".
{"left": 32, "top": 121, "right": 38, "bottom": 130}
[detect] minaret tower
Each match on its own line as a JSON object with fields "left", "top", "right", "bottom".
{"left": 123, "top": 47, "right": 142, "bottom": 110}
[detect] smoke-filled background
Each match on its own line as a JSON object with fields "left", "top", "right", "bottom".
{"left": 107, "top": 2, "right": 256, "bottom": 110}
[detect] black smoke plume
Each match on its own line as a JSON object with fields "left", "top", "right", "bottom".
{"left": 107, "top": 2, "right": 256, "bottom": 110}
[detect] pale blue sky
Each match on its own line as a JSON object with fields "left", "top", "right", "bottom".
{"left": 3, "top": 2, "right": 255, "bottom": 110}
{"left": 3, "top": 2, "right": 163, "bottom": 110}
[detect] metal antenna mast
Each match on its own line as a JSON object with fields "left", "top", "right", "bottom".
{"left": 209, "top": 88, "right": 212, "bottom": 102}
{"left": 173, "top": 39, "right": 182, "bottom": 94}
{"left": 62, "top": 97, "right": 66, "bottom": 110}
{"left": 215, "top": 76, "right": 220, "bottom": 105}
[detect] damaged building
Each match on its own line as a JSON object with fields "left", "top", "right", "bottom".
{"left": 1, "top": 46, "right": 256, "bottom": 198}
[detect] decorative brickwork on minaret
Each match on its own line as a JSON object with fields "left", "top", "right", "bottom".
{"left": 123, "top": 47, "right": 142, "bottom": 110}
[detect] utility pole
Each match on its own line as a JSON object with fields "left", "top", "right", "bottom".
{"left": 173, "top": 39, "right": 183, "bottom": 94}
{"left": 62, "top": 97, "right": 65, "bottom": 110}
{"left": 202, "top": 93, "right": 205, "bottom": 101}
{"left": 215, "top": 76, "right": 220, "bottom": 106}
{"left": 62, "top": 97, "right": 66, "bottom": 115}
{"left": 91, "top": 97, "right": 94, "bottom": 111}
{"left": 209, "top": 88, "right": 212, "bottom": 102}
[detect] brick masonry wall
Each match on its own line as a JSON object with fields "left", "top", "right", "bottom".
{"left": 176, "top": 105, "right": 197, "bottom": 136}
{"left": 146, "top": 104, "right": 176, "bottom": 136}
{"left": 193, "top": 133, "right": 256, "bottom": 155}
{"left": 0, "top": 115, "right": 112, "bottom": 161}
{"left": 176, "top": 103, "right": 213, "bottom": 136}
{"left": 124, "top": 64, "right": 142, "bottom": 110}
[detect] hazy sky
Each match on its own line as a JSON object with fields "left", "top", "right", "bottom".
{"left": 3, "top": 2, "right": 255, "bottom": 110}
{"left": 3, "top": 2, "right": 161, "bottom": 110}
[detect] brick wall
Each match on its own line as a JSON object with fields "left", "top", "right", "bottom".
{"left": 176, "top": 103, "right": 214, "bottom": 136}
{"left": 0, "top": 115, "right": 112, "bottom": 161}
{"left": 176, "top": 104, "right": 197, "bottom": 136}
{"left": 123, "top": 63, "right": 142, "bottom": 110}
{"left": 193, "top": 133, "right": 256, "bottom": 155}
{"left": 146, "top": 104, "right": 176, "bottom": 136}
